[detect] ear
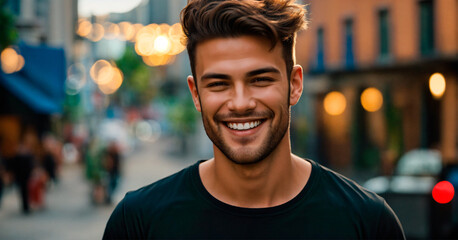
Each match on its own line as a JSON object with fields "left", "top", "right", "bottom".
{"left": 289, "top": 65, "right": 303, "bottom": 106}
{"left": 187, "top": 75, "right": 202, "bottom": 112}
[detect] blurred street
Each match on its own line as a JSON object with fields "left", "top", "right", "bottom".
{"left": 0, "top": 0, "right": 457, "bottom": 239}
{"left": 0, "top": 137, "right": 194, "bottom": 240}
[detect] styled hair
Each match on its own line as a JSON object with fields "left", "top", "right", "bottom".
{"left": 180, "top": 0, "right": 307, "bottom": 81}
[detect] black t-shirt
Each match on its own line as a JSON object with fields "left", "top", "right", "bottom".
{"left": 103, "top": 159, "right": 405, "bottom": 239}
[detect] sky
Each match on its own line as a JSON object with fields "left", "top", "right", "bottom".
{"left": 78, "top": 0, "right": 144, "bottom": 17}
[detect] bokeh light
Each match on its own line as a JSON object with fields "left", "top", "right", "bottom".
{"left": 88, "top": 23, "right": 104, "bottom": 42}
{"left": 1, "top": 47, "right": 25, "bottom": 74}
{"left": 105, "top": 23, "right": 120, "bottom": 40}
{"left": 97, "top": 65, "right": 115, "bottom": 85}
{"left": 168, "top": 23, "right": 186, "bottom": 55}
{"left": 142, "top": 54, "right": 175, "bottom": 67}
{"left": 15, "top": 55, "right": 25, "bottom": 72}
{"left": 135, "top": 120, "right": 162, "bottom": 142}
{"left": 135, "top": 34, "right": 156, "bottom": 56}
{"left": 119, "top": 21, "right": 135, "bottom": 41}
{"left": 77, "top": 19, "right": 92, "bottom": 37}
{"left": 90, "top": 59, "right": 112, "bottom": 84}
{"left": 75, "top": 20, "right": 185, "bottom": 66}
{"left": 361, "top": 87, "right": 383, "bottom": 112}
{"left": 66, "top": 63, "right": 87, "bottom": 95}
{"left": 154, "top": 35, "right": 171, "bottom": 55}
{"left": 429, "top": 73, "right": 446, "bottom": 99}
{"left": 97, "top": 67, "right": 123, "bottom": 95}
{"left": 324, "top": 91, "right": 346, "bottom": 116}
{"left": 432, "top": 181, "right": 455, "bottom": 204}
{"left": 132, "top": 23, "right": 144, "bottom": 42}
{"left": 90, "top": 59, "right": 124, "bottom": 95}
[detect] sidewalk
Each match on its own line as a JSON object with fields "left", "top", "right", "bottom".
{"left": 0, "top": 137, "right": 195, "bottom": 240}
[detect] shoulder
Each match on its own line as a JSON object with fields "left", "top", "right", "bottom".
{"left": 310, "top": 160, "right": 405, "bottom": 238}
{"left": 123, "top": 162, "right": 196, "bottom": 210}
{"left": 103, "top": 162, "right": 200, "bottom": 239}
{"left": 312, "top": 161, "right": 385, "bottom": 208}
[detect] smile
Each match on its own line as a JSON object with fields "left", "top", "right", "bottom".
{"left": 226, "top": 120, "right": 262, "bottom": 130}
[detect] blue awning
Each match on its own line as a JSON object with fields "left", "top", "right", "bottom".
{"left": 0, "top": 43, "right": 66, "bottom": 114}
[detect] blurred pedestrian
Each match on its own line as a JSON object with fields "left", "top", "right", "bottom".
{"left": 9, "top": 130, "right": 35, "bottom": 214}
{"left": 28, "top": 165, "right": 47, "bottom": 210}
{"left": 103, "top": 141, "right": 121, "bottom": 204}
{"left": 104, "top": 0, "right": 405, "bottom": 239}
{"left": 41, "top": 133, "right": 58, "bottom": 185}
{"left": 0, "top": 155, "right": 4, "bottom": 208}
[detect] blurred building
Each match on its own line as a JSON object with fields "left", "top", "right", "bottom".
{"left": 111, "top": 0, "right": 212, "bottom": 157}
{"left": 4, "top": 0, "right": 77, "bottom": 60}
{"left": 0, "top": 0, "right": 77, "bottom": 157}
{"left": 296, "top": 0, "right": 457, "bottom": 178}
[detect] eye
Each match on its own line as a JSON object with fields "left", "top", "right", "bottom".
{"left": 251, "top": 77, "right": 274, "bottom": 86}
{"left": 206, "top": 81, "right": 229, "bottom": 90}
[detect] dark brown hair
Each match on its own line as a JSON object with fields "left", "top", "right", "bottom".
{"left": 180, "top": 0, "right": 307, "bottom": 81}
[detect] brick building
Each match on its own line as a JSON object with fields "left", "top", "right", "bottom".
{"left": 295, "top": 0, "right": 457, "bottom": 177}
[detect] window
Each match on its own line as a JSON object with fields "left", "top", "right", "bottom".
{"left": 6, "top": 0, "right": 21, "bottom": 16}
{"left": 419, "top": 0, "right": 435, "bottom": 56}
{"left": 316, "top": 27, "right": 325, "bottom": 71}
{"left": 344, "top": 19, "right": 355, "bottom": 69}
{"left": 378, "top": 9, "right": 390, "bottom": 59}
{"left": 36, "top": 0, "right": 49, "bottom": 19}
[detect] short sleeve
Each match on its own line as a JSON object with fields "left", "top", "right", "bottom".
{"left": 376, "top": 200, "right": 406, "bottom": 240}
{"left": 102, "top": 199, "right": 128, "bottom": 240}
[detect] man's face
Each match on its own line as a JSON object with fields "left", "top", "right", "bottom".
{"left": 188, "top": 36, "right": 302, "bottom": 165}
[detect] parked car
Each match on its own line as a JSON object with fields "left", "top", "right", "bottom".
{"left": 363, "top": 149, "right": 457, "bottom": 239}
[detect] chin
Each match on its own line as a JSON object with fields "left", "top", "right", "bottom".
{"left": 222, "top": 147, "right": 272, "bottom": 166}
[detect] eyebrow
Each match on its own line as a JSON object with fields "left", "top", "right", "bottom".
{"left": 200, "top": 67, "right": 281, "bottom": 81}
{"left": 201, "top": 73, "right": 230, "bottom": 81}
{"left": 246, "top": 67, "right": 281, "bottom": 77}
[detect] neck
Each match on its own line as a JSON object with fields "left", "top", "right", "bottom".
{"left": 199, "top": 132, "right": 311, "bottom": 208}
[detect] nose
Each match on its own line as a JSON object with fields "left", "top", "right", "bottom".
{"left": 227, "top": 84, "right": 256, "bottom": 113}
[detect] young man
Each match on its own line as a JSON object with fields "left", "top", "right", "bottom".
{"left": 103, "top": 0, "right": 405, "bottom": 239}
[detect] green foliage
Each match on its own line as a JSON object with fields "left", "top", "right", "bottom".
{"left": 63, "top": 93, "right": 84, "bottom": 122}
{"left": 115, "top": 46, "right": 154, "bottom": 105}
{"left": 0, "top": 0, "right": 18, "bottom": 50}
{"left": 167, "top": 97, "right": 198, "bottom": 134}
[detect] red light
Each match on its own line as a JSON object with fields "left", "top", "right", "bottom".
{"left": 432, "top": 181, "right": 455, "bottom": 204}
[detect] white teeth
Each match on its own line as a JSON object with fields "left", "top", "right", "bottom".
{"left": 227, "top": 121, "right": 261, "bottom": 130}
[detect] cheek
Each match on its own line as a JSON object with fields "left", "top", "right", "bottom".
{"left": 199, "top": 93, "right": 227, "bottom": 114}
{"left": 253, "top": 86, "right": 288, "bottom": 105}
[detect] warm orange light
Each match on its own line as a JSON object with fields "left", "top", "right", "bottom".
{"left": 154, "top": 35, "right": 171, "bottom": 55}
{"left": 88, "top": 23, "right": 104, "bottom": 42}
{"left": 168, "top": 23, "right": 186, "bottom": 55}
{"left": 90, "top": 60, "right": 112, "bottom": 84}
{"left": 119, "top": 22, "right": 135, "bottom": 41}
{"left": 15, "top": 55, "right": 25, "bottom": 72}
{"left": 323, "top": 91, "right": 346, "bottom": 116}
{"left": 135, "top": 34, "right": 156, "bottom": 56}
{"left": 1, "top": 47, "right": 24, "bottom": 74}
{"left": 77, "top": 19, "right": 92, "bottom": 37}
{"left": 132, "top": 23, "right": 184, "bottom": 66}
{"left": 97, "top": 65, "right": 115, "bottom": 85}
{"left": 361, "top": 87, "right": 383, "bottom": 112}
{"left": 142, "top": 54, "right": 175, "bottom": 67}
{"left": 429, "top": 73, "right": 446, "bottom": 99}
{"left": 158, "top": 23, "right": 170, "bottom": 35}
{"left": 131, "top": 23, "right": 144, "bottom": 42}
{"left": 98, "top": 67, "right": 123, "bottom": 95}
{"left": 105, "top": 23, "right": 120, "bottom": 40}
{"left": 135, "top": 24, "right": 161, "bottom": 56}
